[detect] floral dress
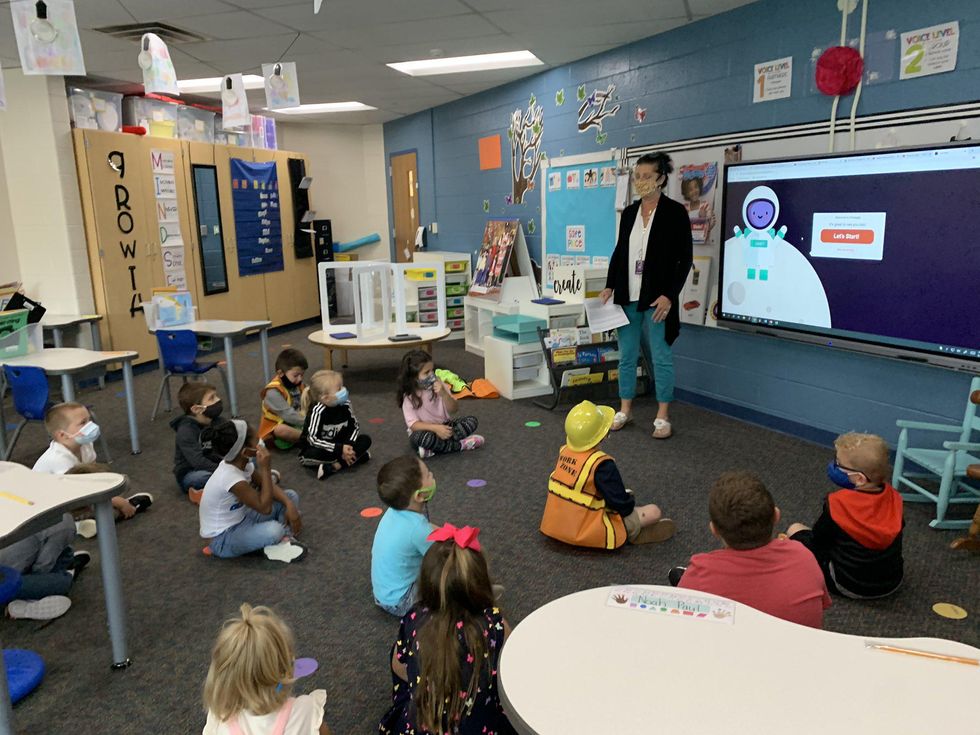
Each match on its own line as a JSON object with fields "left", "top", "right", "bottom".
{"left": 379, "top": 605, "right": 517, "bottom": 735}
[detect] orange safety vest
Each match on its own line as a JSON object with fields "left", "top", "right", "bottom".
{"left": 258, "top": 378, "right": 292, "bottom": 439}
{"left": 539, "top": 445, "right": 627, "bottom": 550}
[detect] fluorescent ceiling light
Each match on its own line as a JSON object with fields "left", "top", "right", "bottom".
{"left": 177, "top": 74, "right": 264, "bottom": 94}
{"left": 387, "top": 50, "right": 543, "bottom": 76}
{"left": 268, "top": 102, "right": 376, "bottom": 114}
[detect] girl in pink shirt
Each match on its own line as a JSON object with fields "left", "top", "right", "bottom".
{"left": 397, "top": 349, "right": 484, "bottom": 459}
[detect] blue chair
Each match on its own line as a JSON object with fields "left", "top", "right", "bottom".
{"left": 151, "top": 330, "right": 230, "bottom": 421}
{"left": 893, "top": 376, "right": 980, "bottom": 529}
{"left": 0, "top": 566, "right": 46, "bottom": 705}
{"left": 1, "top": 366, "right": 111, "bottom": 462}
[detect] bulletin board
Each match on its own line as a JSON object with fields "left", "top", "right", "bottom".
{"left": 541, "top": 150, "right": 622, "bottom": 290}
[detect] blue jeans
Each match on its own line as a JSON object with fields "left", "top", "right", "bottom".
{"left": 208, "top": 489, "right": 299, "bottom": 558}
{"left": 376, "top": 580, "right": 417, "bottom": 617}
{"left": 0, "top": 513, "right": 76, "bottom": 600}
{"left": 616, "top": 302, "right": 675, "bottom": 403}
{"left": 179, "top": 469, "right": 214, "bottom": 493}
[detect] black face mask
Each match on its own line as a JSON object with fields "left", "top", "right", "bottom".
{"left": 202, "top": 401, "right": 223, "bottom": 420}
{"left": 279, "top": 374, "right": 297, "bottom": 389}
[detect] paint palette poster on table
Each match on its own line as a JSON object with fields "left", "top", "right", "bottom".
{"left": 230, "top": 158, "right": 284, "bottom": 276}
{"left": 606, "top": 587, "right": 735, "bottom": 624}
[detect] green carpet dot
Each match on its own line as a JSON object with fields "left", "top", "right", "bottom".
{"left": 525, "top": 421, "right": 541, "bottom": 428}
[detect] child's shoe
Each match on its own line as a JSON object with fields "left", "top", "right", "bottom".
{"left": 418, "top": 447, "right": 435, "bottom": 459}
{"left": 126, "top": 493, "right": 154, "bottom": 513}
{"left": 263, "top": 539, "right": 307, "bottom": 563}
{"left": 69, "top": 550, "right": 91, "bottom": 573}
{"left": 633, "top": 518, "right": 676, "bottom": 544}
{"left": 188, "top": 487, "right": 204, "bottom": 505}
{"left": 75, "top": 519, "right": 97, "bottom": 538}
{"left": 7, "top": 596, "right": 72, "bottom": 620}
{"left": 316, "top": 462, "right": 342, "bottom": 481}
{"left": 270, "top": 469, "right": 282, "bottom": 484}
{"left": 460, "top": 434, "right": 485, "bottom": 452}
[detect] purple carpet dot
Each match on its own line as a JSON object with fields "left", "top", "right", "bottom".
{"left": 294, "top": 657, "right": 318, "bottom": 678}
{"left": 467, "top": 479, "right": 487, "bottom": 488}
{"left": 115, "top": 391, "right": 126, "bottom": 398}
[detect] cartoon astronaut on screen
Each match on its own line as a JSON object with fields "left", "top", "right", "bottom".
{"left": 723, "top": 186, "right": 832, "bottom": 327}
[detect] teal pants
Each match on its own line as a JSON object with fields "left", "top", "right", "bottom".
{"left": 616, "top": 301, "right": 675, "bottom": 403}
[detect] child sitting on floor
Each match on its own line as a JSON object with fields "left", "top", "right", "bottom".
{"left": 199, "top": 420, "right": 304, "bottom": 562}
{"left": 371, "top": 456, "right": 438, "bottom": 616}
{"left": 298, "top": 369, "right": 371, "bottom": 480}
{"left": 673, "top": 470, "right": 831, "bottom": 628}
{"left": 171, "top": 381, "right": 224, "bottom": 504}
{"left": 34, "top": 402, "right": 153, "bottom": 531}
{"left": 540, "top": 400, "right": 675, "bottom": 549}
{"left": 397, "top": 349, "right": 482, "bottom": 458}
{"left": 380, "top": 525, "right": 516, "bottom": 735}
{"left": 259, "top": 348, "right": 308, "bottom": 449}
{"left": 203, "top": 603, "right": 331, "bottom": 734}
{"left": 787, "top": 432, "right": 904, "bottom": 599}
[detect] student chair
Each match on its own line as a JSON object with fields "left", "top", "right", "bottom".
{"left": 150, "top": 330, "right": 229, "bottom": 421}
{"left": 0, "top": 566, "right": 46, "bottom": 705}
{"left": 1, "top": 366, "right": 112, "bottom": 462}
{"left": 892, "top": 377, "right": 980, "bottom": 529}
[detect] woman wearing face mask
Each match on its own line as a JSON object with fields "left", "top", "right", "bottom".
{"left": 298, "top": 369, "right": 372, "bottom": 480}
{"left": 599, "top": 152, "right": 693, "bottom": 439}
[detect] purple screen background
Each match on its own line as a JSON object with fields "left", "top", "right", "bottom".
{"left": 723, "top": 167, "right": 980, "bottom": 350}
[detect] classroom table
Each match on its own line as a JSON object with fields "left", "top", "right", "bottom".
{"left": 498, "top": 585, "right": 980, "bottom": 735}
{"left": 307, "top": 326, "right": 451, "bottom": 370}
{"left": 40, "top": 314, "right": 104, "bottom": 350}
{"left": 0, "top": 462, "right": 131, "bottom": 735}
{"left": 151, "top": 320, "right": 272, "bottom": 417}
{"left": 0, "top": 348, "right": 140, "bottom": 455}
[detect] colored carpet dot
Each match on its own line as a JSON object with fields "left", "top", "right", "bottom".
{"left": 368, "top": 417, "right": 385, "bottom": 424}
{"left": 524, "top": 421, "right": 541, "bottom": 428}
{"left": 294, "top": 657, "right": 319, "bottom": 678}
{"left": 360, "top": 507, "right": 383, "bottom": 518}
{"left": 932, "top": 602, "right": 968, "bottom": 620}
{"left": 467, "top": 479, "right": 487, "bottom": 488}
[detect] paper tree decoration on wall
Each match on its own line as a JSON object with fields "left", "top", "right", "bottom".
{"left": 10, "top": 0, "right": 86, "bottom": 75}
{"left": 221, "top": 74, "right": 250, "bottom": 129}
{"left": 138, "top": 33, "right": 179, "bottom": 95}
{"left": 508, "top": 94, "right": 543, "bottom": 205}
{"left": 262, "top": 62, "right": 301, "bottom": 110}
{"left": 577, "top": 84, "right": 620, "bottom": 133}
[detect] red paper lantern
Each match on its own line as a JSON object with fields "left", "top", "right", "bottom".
{"left": 815, "top": 46, "right": 864, "bottom": 96}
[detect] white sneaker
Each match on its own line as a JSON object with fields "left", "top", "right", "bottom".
{"left": 263, "top": 540, "right": 306, "bottom": 563}
{"left": 76, "top": 519, "right": 98, "bottom": 538}
{"left": 7, "top": 596, "right": 72, "bottom": 620}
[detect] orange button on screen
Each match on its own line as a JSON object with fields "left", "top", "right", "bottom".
{"left": 820, "top": 228, "right": 875, "bottom": 244}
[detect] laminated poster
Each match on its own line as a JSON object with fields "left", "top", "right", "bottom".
{"left": 900, "top": 21, "right": 959, "bottom": 79}
{"left": 10, "top": 0, "right": 85, "bottom": 76}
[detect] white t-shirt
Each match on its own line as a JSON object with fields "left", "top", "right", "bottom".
{"left": 203, "top": 691, "right": 326, "bottom": 735}
{"left": 33, "top": 441, "right": 96, "bottom": 474}
{"left": 199, "top": 460, "right": 254, "bottom": 538}
{"left": 628, "top": 205, "right": 655, "bottom": 303}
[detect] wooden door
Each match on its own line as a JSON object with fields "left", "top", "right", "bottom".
{"left": 74, "top": 129, "right": 159, "bottom": 361}
{"left": 390, "top": 152, "right": 419, "bottom": 262}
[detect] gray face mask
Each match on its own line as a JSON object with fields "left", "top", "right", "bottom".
{"left": 420, "top": 374, "right": 436, "bottom": 388}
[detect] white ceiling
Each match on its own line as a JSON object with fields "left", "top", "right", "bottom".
{"left": 0, "top": 0, "right": 757, "bottom": 124}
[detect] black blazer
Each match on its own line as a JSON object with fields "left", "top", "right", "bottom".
{"left": 605, "top": 195, "right": 693, "bottom": 345}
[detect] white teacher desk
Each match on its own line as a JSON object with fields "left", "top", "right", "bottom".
{"left": 499, "top": 585, "right": 980, "bottom": 735}
{"left": 0, "top": 348, "right": 140, "bottom": 455}
{"left": 151, "top": 319, "right": 271, "bottom": 417}
{"left": 307, "top": 326, "right": 451, "bottom": 370}
{"left": 0, "top": 463, "right": 131, "bottom": 735}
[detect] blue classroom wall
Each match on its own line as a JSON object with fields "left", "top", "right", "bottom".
{"left": 383, "top": 0, "right": 980, "bottom": 444}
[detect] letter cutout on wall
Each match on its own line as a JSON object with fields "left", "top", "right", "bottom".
{"left": 230, "top": 158, "right": 284, "bottom": 276}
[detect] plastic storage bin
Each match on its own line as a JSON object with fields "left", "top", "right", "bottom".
{"left": 513, "top": 352, "right": 543, "bottom": 368}
{"left": 69, "top": 88, "right": 123, "bottom": 132}
{"left": 177, "top": 106, "right": 215, "bottom": 142}
{"left": 513, "top": 366, "right": 540, "bottom": 382}
{"left": 446, "top": 307, "right": 464, "bottom": 319}
{"left": 446, "top": 260, "right": 468, "bottom": 273}
{"left": 446, "top": 284, "right": 467, "bottom": 296}
{"left": 420, "top": 311, "right": 440, "bottom": 323}
{"left": 264, "top": 116, "right": 278, "bottom": 150}
{"left": 447, "top": 318, "right": 464, "bottom": 330}
{"left": 446, "top": 296, "right": 464, "bottom": 307}
{"left": 417, "top": 287, "right": 437, "bottom": 299}
{"left": 492, "top": 314, "right": 546, "bottom": 344}
{"left": 0, "top": 324, "right": 43, "bottom": 359}
{"left": 123, "top": 97, "right": 179, "bottom": 138}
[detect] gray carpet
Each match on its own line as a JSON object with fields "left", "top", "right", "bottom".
{"left": 3, "top": 321, "right": 978, "bottom": 735}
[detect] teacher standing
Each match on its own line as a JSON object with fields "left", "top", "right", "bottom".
{"left": 599, "top": 152, "right": 693, "bottom": 439}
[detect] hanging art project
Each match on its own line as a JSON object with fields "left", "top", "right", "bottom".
{"left": 10, "top": 0, "right": 86, "bottom": 75}
{"left": 221, "top": 74, "right": 250, "bottom": 129}
{"left": 678, "top": 162, "right": 718, "bottom": 245}
{"left": 230, "top": 159, "right": 284, "bottom": 276}
{"left": 508, "top": 94, "right": 543, "bottom": 204}
{"left": 262, "top": 62, "right": 301, "bottom": 110}
{"left": 138, "top": 33, "right": 179, "bottom": 95}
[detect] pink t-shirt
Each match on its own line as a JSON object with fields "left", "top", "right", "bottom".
{"left": 401, "top": 383, "right": 450, "bottom": 433}
{"left": 678, "top": 539, "right": 831, "bottom": 628}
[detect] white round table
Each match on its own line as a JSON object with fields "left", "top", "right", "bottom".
{"left": 308, "top": 325, "right": 451, "bottom": 369}
{"left": 499, "top": 585, "right": 980, "bottom": 734}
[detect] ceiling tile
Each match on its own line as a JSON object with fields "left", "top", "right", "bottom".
{"left": 116, "top": 0, "right": 242, "bottom": 22}
{"left": 484, "top": 5, "right": 684, "bottom": 33}
{"left": 170, "top": 11, "right": 295, "bottom": 40}
{"left": 352, "top": 35, "right": 519, "bottom": 64}
{"left": 252, "top": 0, "right": 472, "bottom": 31}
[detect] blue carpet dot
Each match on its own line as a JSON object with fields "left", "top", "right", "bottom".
{"left": 5, "top": 423, "right": 18, "bottom": 432}
{"left": 247, "top": 351, "right": 259, "bottom": 357}
{"left": 115, "top": 390, "right": 126, "bottom": 398}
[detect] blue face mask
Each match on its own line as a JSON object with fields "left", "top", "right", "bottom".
{"left": 826, "top": 461, "right": 857, "bottom": 489}
{"left": 419, "top": 374, "right": 436, "bottom": 388}
{"left": 333, "top": 387, "right": 349, "bottom": 404}
{"left": 74, "top": 421, "right": 101, "bottom": 445}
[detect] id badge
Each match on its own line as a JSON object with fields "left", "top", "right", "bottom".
{"left": 634, "top": 259, "right": 644, "bottom": 275}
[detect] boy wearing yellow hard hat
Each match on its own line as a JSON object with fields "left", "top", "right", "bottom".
{"left": 540, "top": 400, "right": 676, "bottom": 549}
